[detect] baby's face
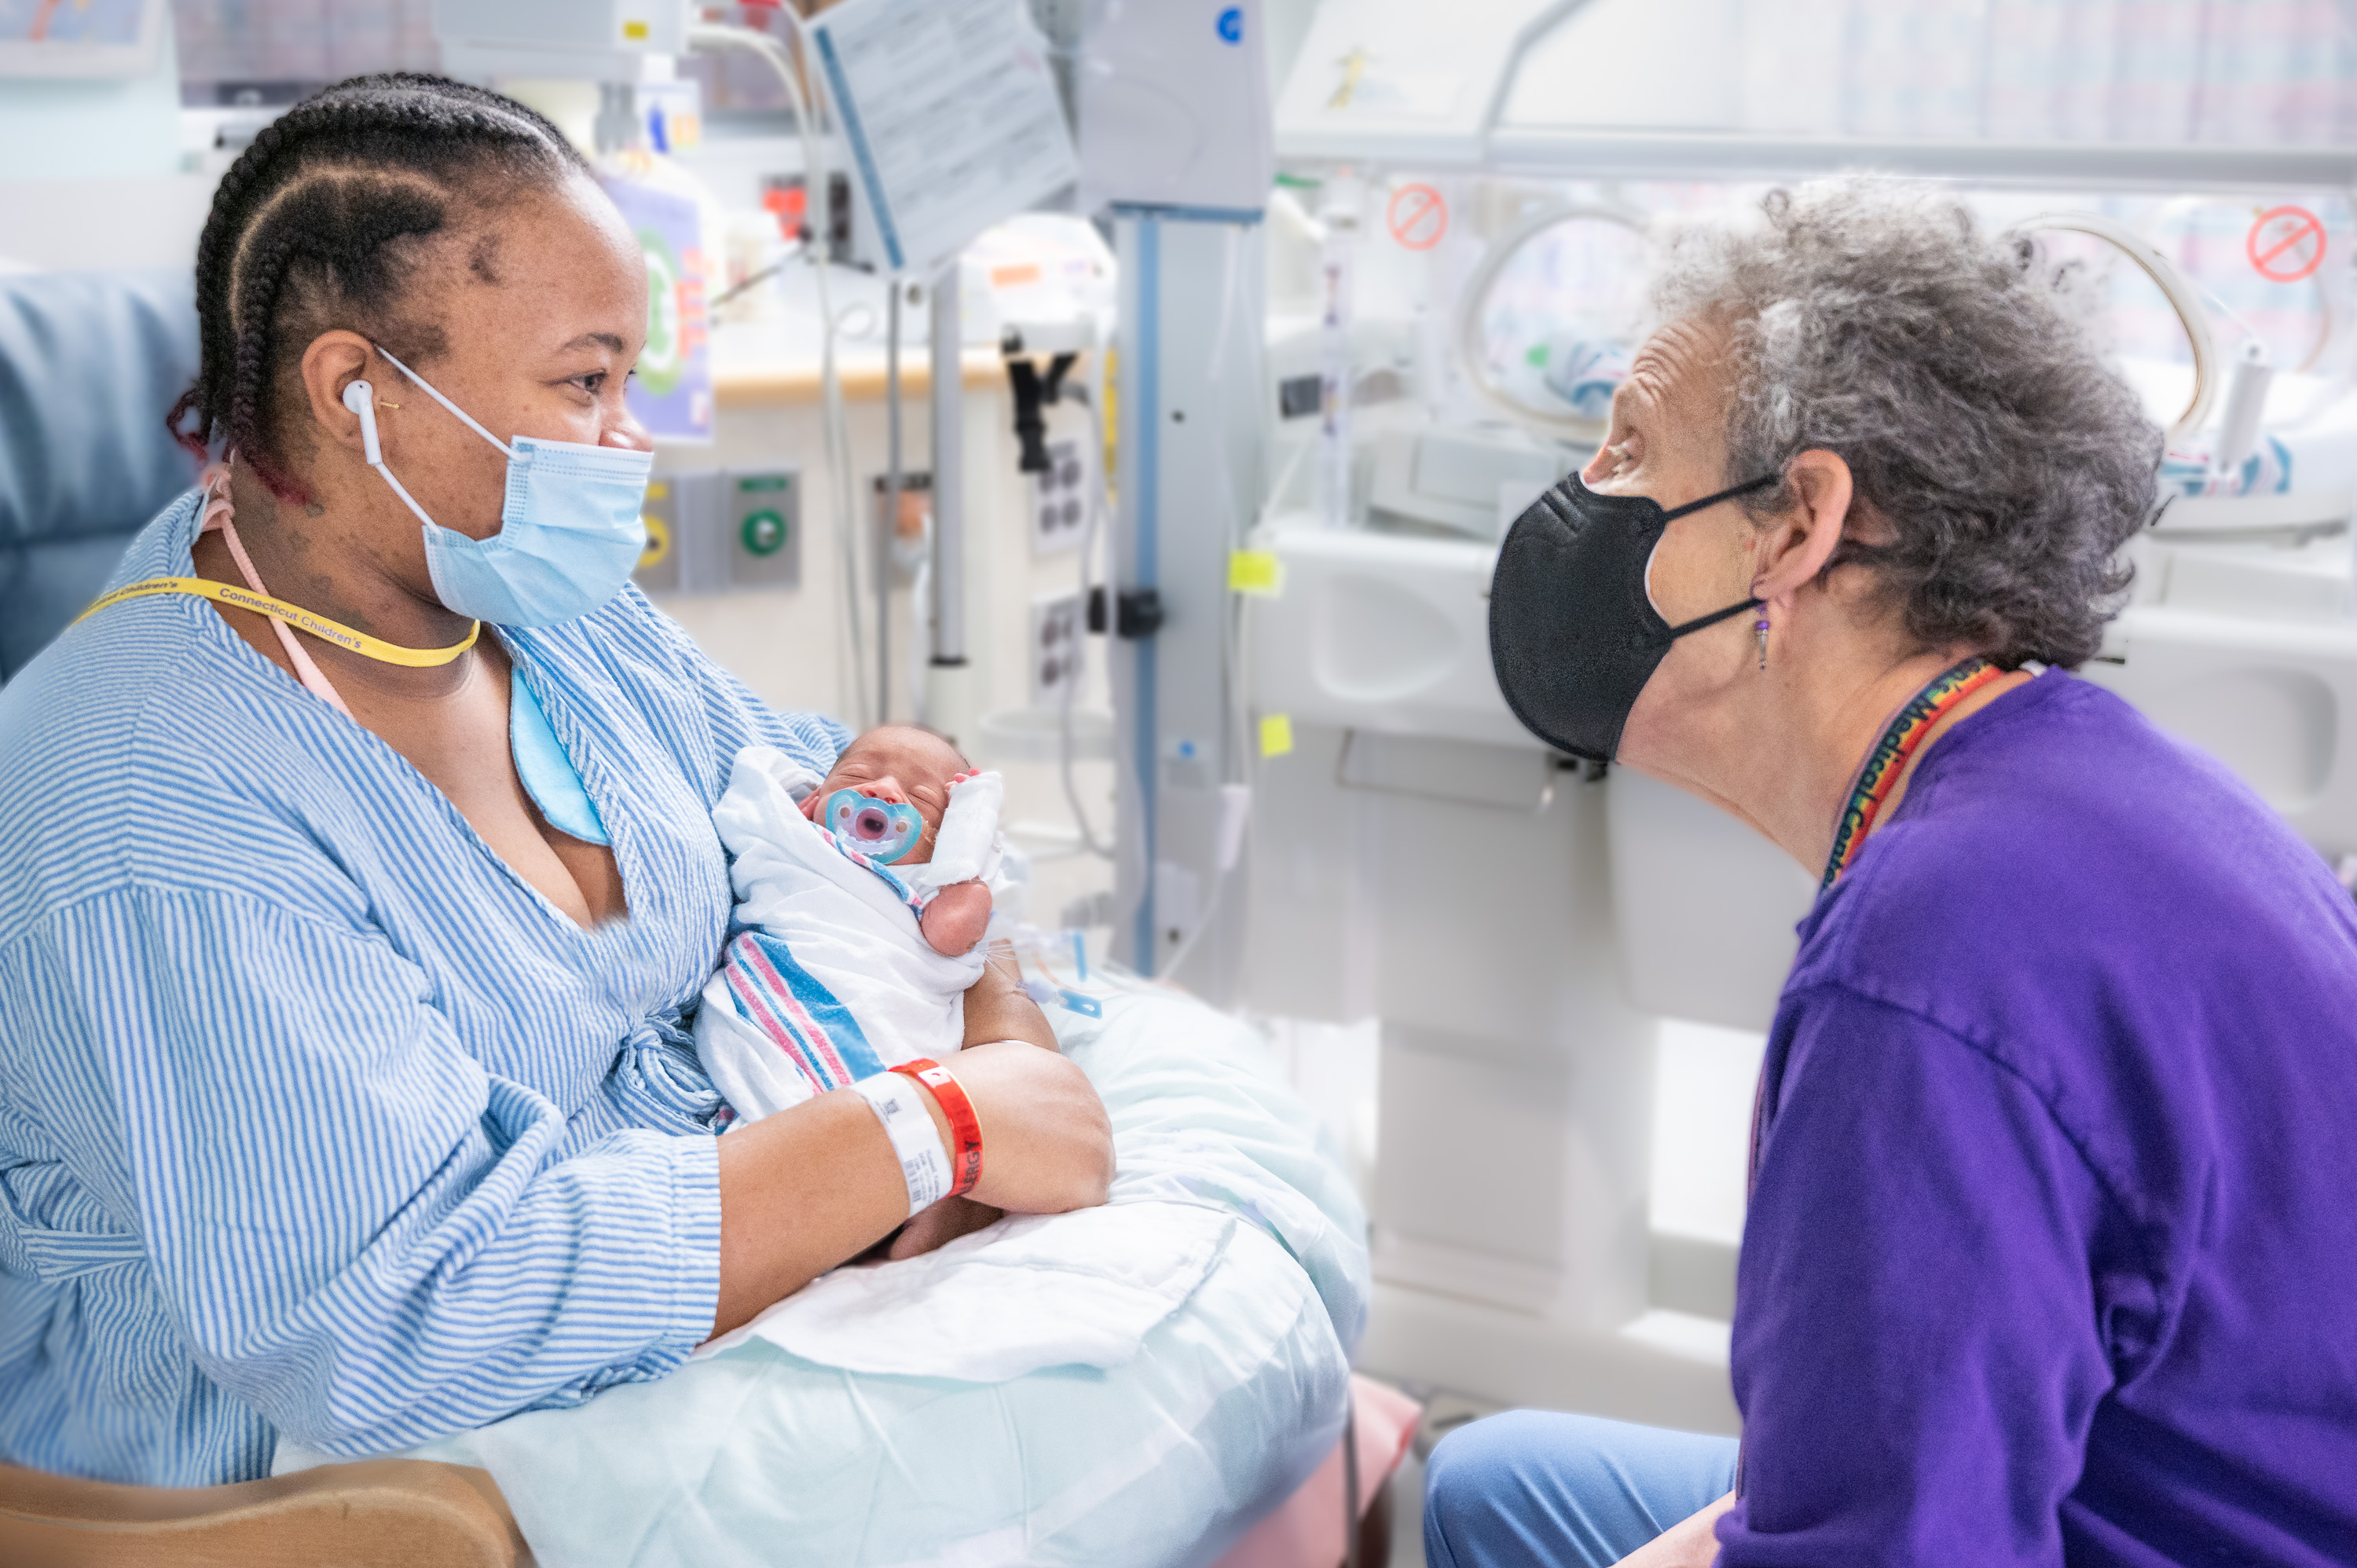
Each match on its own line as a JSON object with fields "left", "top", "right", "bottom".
{"left": 801, "top": 724, "right": 969, "bottom": 864}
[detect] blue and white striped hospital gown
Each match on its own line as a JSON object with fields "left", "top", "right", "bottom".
{"left": 0, "top": 492, "right": 848, "bottom": 1485}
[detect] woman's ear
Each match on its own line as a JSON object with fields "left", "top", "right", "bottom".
{"left": 1754, "top": 449, "right": 1853, "bottom": 606}
{"left": 299, "top": 330, "right": 379, "bottom": 454}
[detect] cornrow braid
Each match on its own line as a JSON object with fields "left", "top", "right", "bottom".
{"left": 169, "top": 73, "right": 588, "bottom": 504}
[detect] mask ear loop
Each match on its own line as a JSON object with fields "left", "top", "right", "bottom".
{"left": 1641, "top": 471, "right": 1787, "bottom": 642}
{"left": 371, "top": 345, "right": 515, "bottom": 459}
{"left": 346, "top": 376, "right": 450, "bottom": 537}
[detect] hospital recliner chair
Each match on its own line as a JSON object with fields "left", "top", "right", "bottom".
{"left": 0, "top": 268, "right": 531, "bottom": 1562}
{"left": 0, "top": 269, "right": 203, "bottom": 683}
{"left": 0, "top": 1457, "right": 526, "bottom": 1566}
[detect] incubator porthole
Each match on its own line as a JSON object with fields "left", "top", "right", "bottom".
{"left": 1457, "top": 201, "right": 1651, "bottom": 445}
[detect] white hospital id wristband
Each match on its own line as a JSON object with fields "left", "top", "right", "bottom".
{"left": 850, "top": 1071, "right": 953, "bottom": 1216}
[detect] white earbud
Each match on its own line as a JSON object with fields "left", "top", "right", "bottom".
{"left": 343, "top": 379, "right": 382, "bottom": 466}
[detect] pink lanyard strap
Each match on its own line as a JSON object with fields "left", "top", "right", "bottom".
{"left": 196, "top": 465, "right": 355, "bottom": 720}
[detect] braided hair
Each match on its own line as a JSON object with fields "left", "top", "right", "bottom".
{"left": 168, "top": 73, "right": 588, "bottom": 504}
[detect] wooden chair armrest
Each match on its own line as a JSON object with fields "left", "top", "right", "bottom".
{"left": 0, "top": 1456, "right": 525, "bottom": 1567}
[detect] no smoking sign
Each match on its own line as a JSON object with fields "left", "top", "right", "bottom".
{"left": 2247, "top": 205, "right": 2327, "bottom": 284}
{"left": 1387, "top": 183, "right": 1448, "bottom": 251}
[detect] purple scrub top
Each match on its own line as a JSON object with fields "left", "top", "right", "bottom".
{"left": 1719, "top": 669, "right": 2357, "bottom": 1566}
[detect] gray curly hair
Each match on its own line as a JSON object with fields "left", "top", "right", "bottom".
{"left": 1648, "top": 178, "right": 2162, "bottom": 669}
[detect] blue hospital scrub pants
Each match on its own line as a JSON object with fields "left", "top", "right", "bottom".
{"left": 1423, "top": 1411, "right": 1740, "bottom": 1568}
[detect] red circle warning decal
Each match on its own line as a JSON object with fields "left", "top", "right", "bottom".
{"left": 2247, "top": 205, "right": 2326, "bottom": 284}
{"left": 1386, "top": 183, "right": 1448, "bottom": 251}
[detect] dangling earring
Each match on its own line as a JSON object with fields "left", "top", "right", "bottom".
{"left": 1754, "top": 606, "right": 1770, "bottom": 672}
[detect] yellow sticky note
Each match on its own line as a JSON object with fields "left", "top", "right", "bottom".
{"left": 1228, "top": 549, "right": 1285, "bottom": 596}
{"left": 622, "top": 19, "right": 651, "bottom": 40}
{"left": 1258, "top": 713, "right": 1295, "bottom": 759}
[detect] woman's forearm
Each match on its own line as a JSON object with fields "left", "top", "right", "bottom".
{"left": 710, "top": 1031, "right": 1115, "bottom": 1337}
{"left": 963, "top": 944, "right": 1059, "bottom": 1052}
{"left": 709, "top": 1087, "right": 944, "bottom": 1336}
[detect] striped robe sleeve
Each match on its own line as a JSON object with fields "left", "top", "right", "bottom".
{"left": 21, "top": 883, "right": 722, "bottom": 1457}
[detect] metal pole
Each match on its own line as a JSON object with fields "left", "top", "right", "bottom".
{"left": 882, "top": 280, "right": 902, "bottom": 724}
{"left": 928, "top": 261, "right": 971, "bottom": 743}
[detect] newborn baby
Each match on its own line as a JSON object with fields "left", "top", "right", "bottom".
{"left": 806, "top": 724, "right": 997, "bottom": 959}
{"left": 694, "top": 724, "right": 1053, "bottom": 1125}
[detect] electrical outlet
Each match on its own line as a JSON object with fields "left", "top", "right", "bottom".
{"left": 1029, "top": 592, "right": 1086, "bottom": 704}
{"left": 633, "top": 475, "right": 681, "bottom": 595}
{"left": 1032, "top": 437, "right": 1088, "bottom": 555}
{"left": 726, "top": 470, "right": 800, "bottom": 588}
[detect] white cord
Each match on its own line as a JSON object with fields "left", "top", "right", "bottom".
{"left": 689, "top": 20, "right": 874, "bottom": 728}
{"left": 1061, "top": 383, "right": 1114, "bottom": 859}
{"left": 1158, "top": 225, "right": 1256, "bottom": 984}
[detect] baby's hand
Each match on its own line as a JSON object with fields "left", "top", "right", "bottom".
{"left": 920, "top": 881, "right": 992, "bottom": 956}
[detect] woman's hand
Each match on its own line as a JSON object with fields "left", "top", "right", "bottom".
{"left": 961, "top": 943, "right": 1061, "bottom": 1053}
{"left": 709, "top": 1042, "right": 1110, "bottom": 1338}
{"left": 937, "top": 1039, "right": 1113, "bottom": 1215}
{"left": 1617, "top": 1491, "right": 1735, "bottom": 1567}
{"left": 879, "top": 965, "right": 1098, "bottom": 1263}
{"left": 885, "top": 1195, "right": 1005, "bottom": 1259}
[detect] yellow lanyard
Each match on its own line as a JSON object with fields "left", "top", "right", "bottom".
{"left": 75, "top": 577, "right": 480, "bottom": 668}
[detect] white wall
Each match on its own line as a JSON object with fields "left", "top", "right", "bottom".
{"left": 0, "top": 21, "right": 209, "bottom": 272}
{"left": 0, "top": 19, "right": 184, "bottom": 182}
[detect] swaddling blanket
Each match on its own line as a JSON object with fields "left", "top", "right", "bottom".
{"left": 694, "top": 745, "right": 1006, "bottom": 1119}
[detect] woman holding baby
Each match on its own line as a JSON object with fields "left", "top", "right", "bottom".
{"left": 0, "top": 75, "right": 1111, "bottom": 1487}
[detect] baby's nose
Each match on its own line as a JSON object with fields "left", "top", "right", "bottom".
{"left": 858, "top": 777, "right": 909, "bottom": 805}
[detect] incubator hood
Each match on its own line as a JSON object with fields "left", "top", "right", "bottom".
{"left": 1200, "top": 0, "right": 2357, "bottom": 1432}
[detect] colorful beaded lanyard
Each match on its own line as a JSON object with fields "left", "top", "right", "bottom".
{"left": 1820, "top": 657, "right": 2003, "bottom": 888}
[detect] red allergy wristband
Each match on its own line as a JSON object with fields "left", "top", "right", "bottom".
{"left": 891, "top": 1057, "right": 983, "bottom": 1198}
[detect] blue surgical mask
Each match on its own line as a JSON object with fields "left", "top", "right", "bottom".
{"left": 345, "top": 346, "right": 651, "bottom": 627}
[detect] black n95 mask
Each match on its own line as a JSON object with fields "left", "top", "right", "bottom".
{"left": 1488, "top": 471, "right": 1780, "bottom": 762}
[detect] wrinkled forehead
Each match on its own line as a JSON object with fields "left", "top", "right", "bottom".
{"left": 1618, "top": 315, "right": 1737, "bottom": 449}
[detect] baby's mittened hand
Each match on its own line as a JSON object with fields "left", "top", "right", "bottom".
{"left": 920, "top": 880, "right": 993, "bottom": 957}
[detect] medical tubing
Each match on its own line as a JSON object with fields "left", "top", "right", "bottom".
{"left": 827, "top": 298, "right": 873, "bottom": 731}
{"left": 891, "top": 1059, "right": 984, "bottom": 1197}
{"left": 690, "top": 20, "right": 873, "bottom": 727}
{"left": 1061, "top": 383, "right": 1115, "bottom": 860}
{"left": 849, "top": 1069, "right": 955, "bottom": 1215}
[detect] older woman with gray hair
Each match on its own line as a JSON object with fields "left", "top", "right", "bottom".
{"left": 1428, "top": 179, "right": 2357, "bottom": 1566}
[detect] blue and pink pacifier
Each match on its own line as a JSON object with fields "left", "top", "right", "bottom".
{"left": 823, "top": 787, "right": 922, "bottom": 863}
